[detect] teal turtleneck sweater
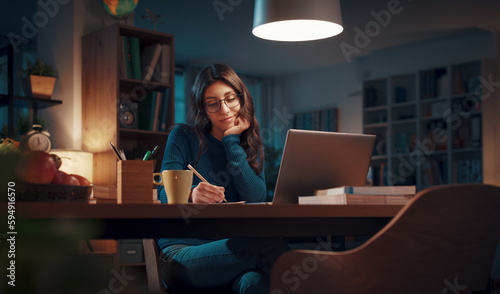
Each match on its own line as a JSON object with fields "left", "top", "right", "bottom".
{"left": 157, "top": 124, "right": 266, "bottom": 250}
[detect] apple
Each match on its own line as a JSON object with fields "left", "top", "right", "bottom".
{"left": 71, "top": 174, "right": 91, "bottom": 186}
{"left": 0, "top": 139, "right": 20, "bottom": 155}
{"left": 51, "top": 170, "right": 80, "bottom": 186}
{"left": 15, "top": 151, "right": 56, "bottom": 184}
{"left": 1, "top": 151, "right": 22, "bottom": 183}
{"left": 0, "top": 144, "right": 7, "bottom": 155}
{"left": 51, "top": 170, "right": 66, "bottom": 184}
{"left": 50, "top": 154, "right": 62, "bottom": 169}
{"left": 65, "top": 174, "right": 81, "bottom": 186}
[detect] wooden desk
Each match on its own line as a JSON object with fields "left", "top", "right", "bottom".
{"left": 16, "top": 203, "right": 404, "bottom": 239}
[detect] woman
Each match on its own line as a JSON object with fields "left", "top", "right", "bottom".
{"left": 157, "top": 63, "right": 289, "bottom": 294}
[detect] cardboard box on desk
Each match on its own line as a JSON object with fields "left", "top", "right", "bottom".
{"left": 117, "top": 160, "right": 154, "bottom": 204}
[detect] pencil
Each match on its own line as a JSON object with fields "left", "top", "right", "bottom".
{"left": 187, "top": 164, "right": 227, "bottom": 203}
{"left": 109, "top": 142, "right": 123, "bottom": 161}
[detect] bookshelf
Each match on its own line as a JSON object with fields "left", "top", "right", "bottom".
{"left": 0, "top": 44, "right": 63, "bottom": 138}
{"left": 293, "top": 108, "right": 338, "bottom": 131}
{"left": 363, "top": 60, "right": 494, "bottom": 191}
{"left": 82, "top": 24, "right": 175, "bottom": 185}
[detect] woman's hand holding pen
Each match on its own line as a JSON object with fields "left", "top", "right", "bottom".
{"left": 191, "top": 182, "right": 226, "bottom": 204}
{"left": 224, "top": 115, "right": 250, "bottom": 137}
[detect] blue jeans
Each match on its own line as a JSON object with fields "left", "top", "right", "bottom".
{"left": 159, "top": 238, "right": 290, "bottom": 294}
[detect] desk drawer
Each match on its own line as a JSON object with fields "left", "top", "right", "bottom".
{"left": 119, "top": 239, "right": 143, "bottom": 264}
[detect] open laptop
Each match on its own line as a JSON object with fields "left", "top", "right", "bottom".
{"left": 270, "top": 129, "right": 376, "bottom": 204}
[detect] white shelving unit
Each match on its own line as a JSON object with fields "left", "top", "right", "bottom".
{"left": 363, "top": 60, "right": 491, "bottom": 191}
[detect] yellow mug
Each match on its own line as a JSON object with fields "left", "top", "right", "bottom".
{"left": 153, "top": 170, "right": 193, "bottom": 204}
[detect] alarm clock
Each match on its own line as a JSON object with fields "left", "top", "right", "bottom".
{"left": 20, "top": 125, "right": 51, "bottom": 152}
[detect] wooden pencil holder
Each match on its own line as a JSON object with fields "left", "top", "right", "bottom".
{"left": 117, "top": 160, "right": 154, "bottom": 204}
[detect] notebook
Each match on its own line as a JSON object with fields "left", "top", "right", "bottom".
{"left": 270, "top": 129, "right": 376, "bottom": 204}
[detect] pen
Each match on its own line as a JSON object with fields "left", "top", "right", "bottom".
{"left": 143, "top": 151, "right": 152, "bottom": 161}
{"left": 109, "top": 142, "right": 122, "bottom": 161}
{"left": 119, "top": 150, "right": 126, "bottom": 160}
{"left": 187, "top": 164, "right": 227, "bottom": 202}
{"left": 149, "top": 145, "right": 160, "bottom": 160}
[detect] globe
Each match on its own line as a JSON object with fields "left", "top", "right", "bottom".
{"left": 100, "top": 0, "right": 139, "bottom": 18}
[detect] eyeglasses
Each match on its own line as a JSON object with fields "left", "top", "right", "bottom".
{"left": 204, "top": 94, "right": 241, "bottom": 113}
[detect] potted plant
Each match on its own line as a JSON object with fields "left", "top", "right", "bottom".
{"left": 18, "top": 59, "right": 58, "bottom": 99}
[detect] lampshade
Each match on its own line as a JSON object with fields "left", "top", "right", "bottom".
{"left": 50, "top": 150, "right": 94, "bottom": 184}
{"left": 252, "top": 0, "right": 343, "bottom": 42}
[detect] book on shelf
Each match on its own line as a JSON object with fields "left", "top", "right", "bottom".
{"left": 121, "top": 36, "right": 132, "bottom": 78}
{"left": 420, "top": 69, "right": 447, "bottom": 99}
{"left": 118, "top": 36, "right": 127, "bottom": 78}
{"left": 323, "top": 109, "right": 338, "bottom": 132}
{"left": 422, "top": 159, "right": 446, "bottom": 186}
{"left": 299, "top": 193, "right": 413, "bottom": 205}
{"left": 364, "top": 85, "right": 378, "bottom": 107}
{"left": 379, "top": 163, "right": 388, "bottom": 186}
{"left": 138, "top": 91, "right": 155, "bottom": 131}
{"left": 456, "top": 159, "right": 471, "bottom": 183}
{"left": 455, "top": 158, "right": 482, "bottom": 184}
{"left": 92, "top": 185, "right": 117, "bottom": 199}
{"left": 394, "top": 132, "right": 412, "bottom": 154}
{"left": 370, "top": 163, "right": 390, "bottom": 186}
{"left": 136, "top": 90, "right": 170, "bottom": 132}
{"left": 470, "top": 158, "right": 482, "bottom": 183}
{"left": 119, "top": 36, "right": 169, "bottom": 83}
{"left": 154, "top": 44, "right": 171, "bottom": 84}
{"left": 436, "top": 73, "right": 448, "bottom": 97}
{"left": 129, "top": 37, "right": 142, "bottom": 80}
{"left": 471, "top": 116, "right": 481, "bottom": 147}
{"left": 141, "top": 43, "right": 163, "bottom": 81}
{"left": 303, "top": 113, "right": 312, "bottom": 130}
{"left": 293, "top": 109, "right": 338, "bottom": 132}
{"left": 314, "top": 185, "right": 416, "bottom": 196}
{"left": 158, "top": 88, "right": 170, "bottom": 132}
{"left": 311, "top": 111, "right": 320, "bottom": 131}
{"left": 294, "top": 114, "right": 304, "bottom": 129}
{"left": 152, "top": 91, "right": 163, "bottom": 131}
{"left": 452, "top": 68, "right": 478, "bottom": 94}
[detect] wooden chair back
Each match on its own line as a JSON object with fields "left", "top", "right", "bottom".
{"left": 270, "top": 184, "right": 500, "bottom": 293}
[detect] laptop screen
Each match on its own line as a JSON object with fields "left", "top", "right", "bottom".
{"left": 272, "top": 129, "right": 376, "bottom": 204}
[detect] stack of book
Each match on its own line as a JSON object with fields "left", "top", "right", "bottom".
{"left": 420, "top": 68, "right": 447, "bottom": 99}
{"left": 92, "top": 186, "right": 160, "bottom": 204}
{"left": 92, "top": 185, "right": 117, "bottom": 204}
{"left": 137, "top": 88, "right": 171, "bottom": 132}
{"left": 119, "top": 36, "right": 171, "bottom": 83}
{"left": 293, "top": 108, "right": 338, "bottom": 132}
{"left": 118, "top": 35, "right": 172, "bottom": 132}
{"left": 299, "top": 185, "right": 416, "bottom": 205}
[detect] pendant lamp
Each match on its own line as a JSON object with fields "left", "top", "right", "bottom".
{"left": 252, "top": 0, "right": 343, "bottom": 42}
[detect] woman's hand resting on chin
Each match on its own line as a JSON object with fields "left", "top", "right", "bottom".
{"left": 224, "top": 115, "right": 250, "bottom": 137}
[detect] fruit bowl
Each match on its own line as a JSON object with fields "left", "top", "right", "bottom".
{"left": 18, "top": 183, "right": 92, "bottom": 202}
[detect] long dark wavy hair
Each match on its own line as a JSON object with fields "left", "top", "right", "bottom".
{"left": 189, "top": 63, "right": 264, "bottom": 175}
